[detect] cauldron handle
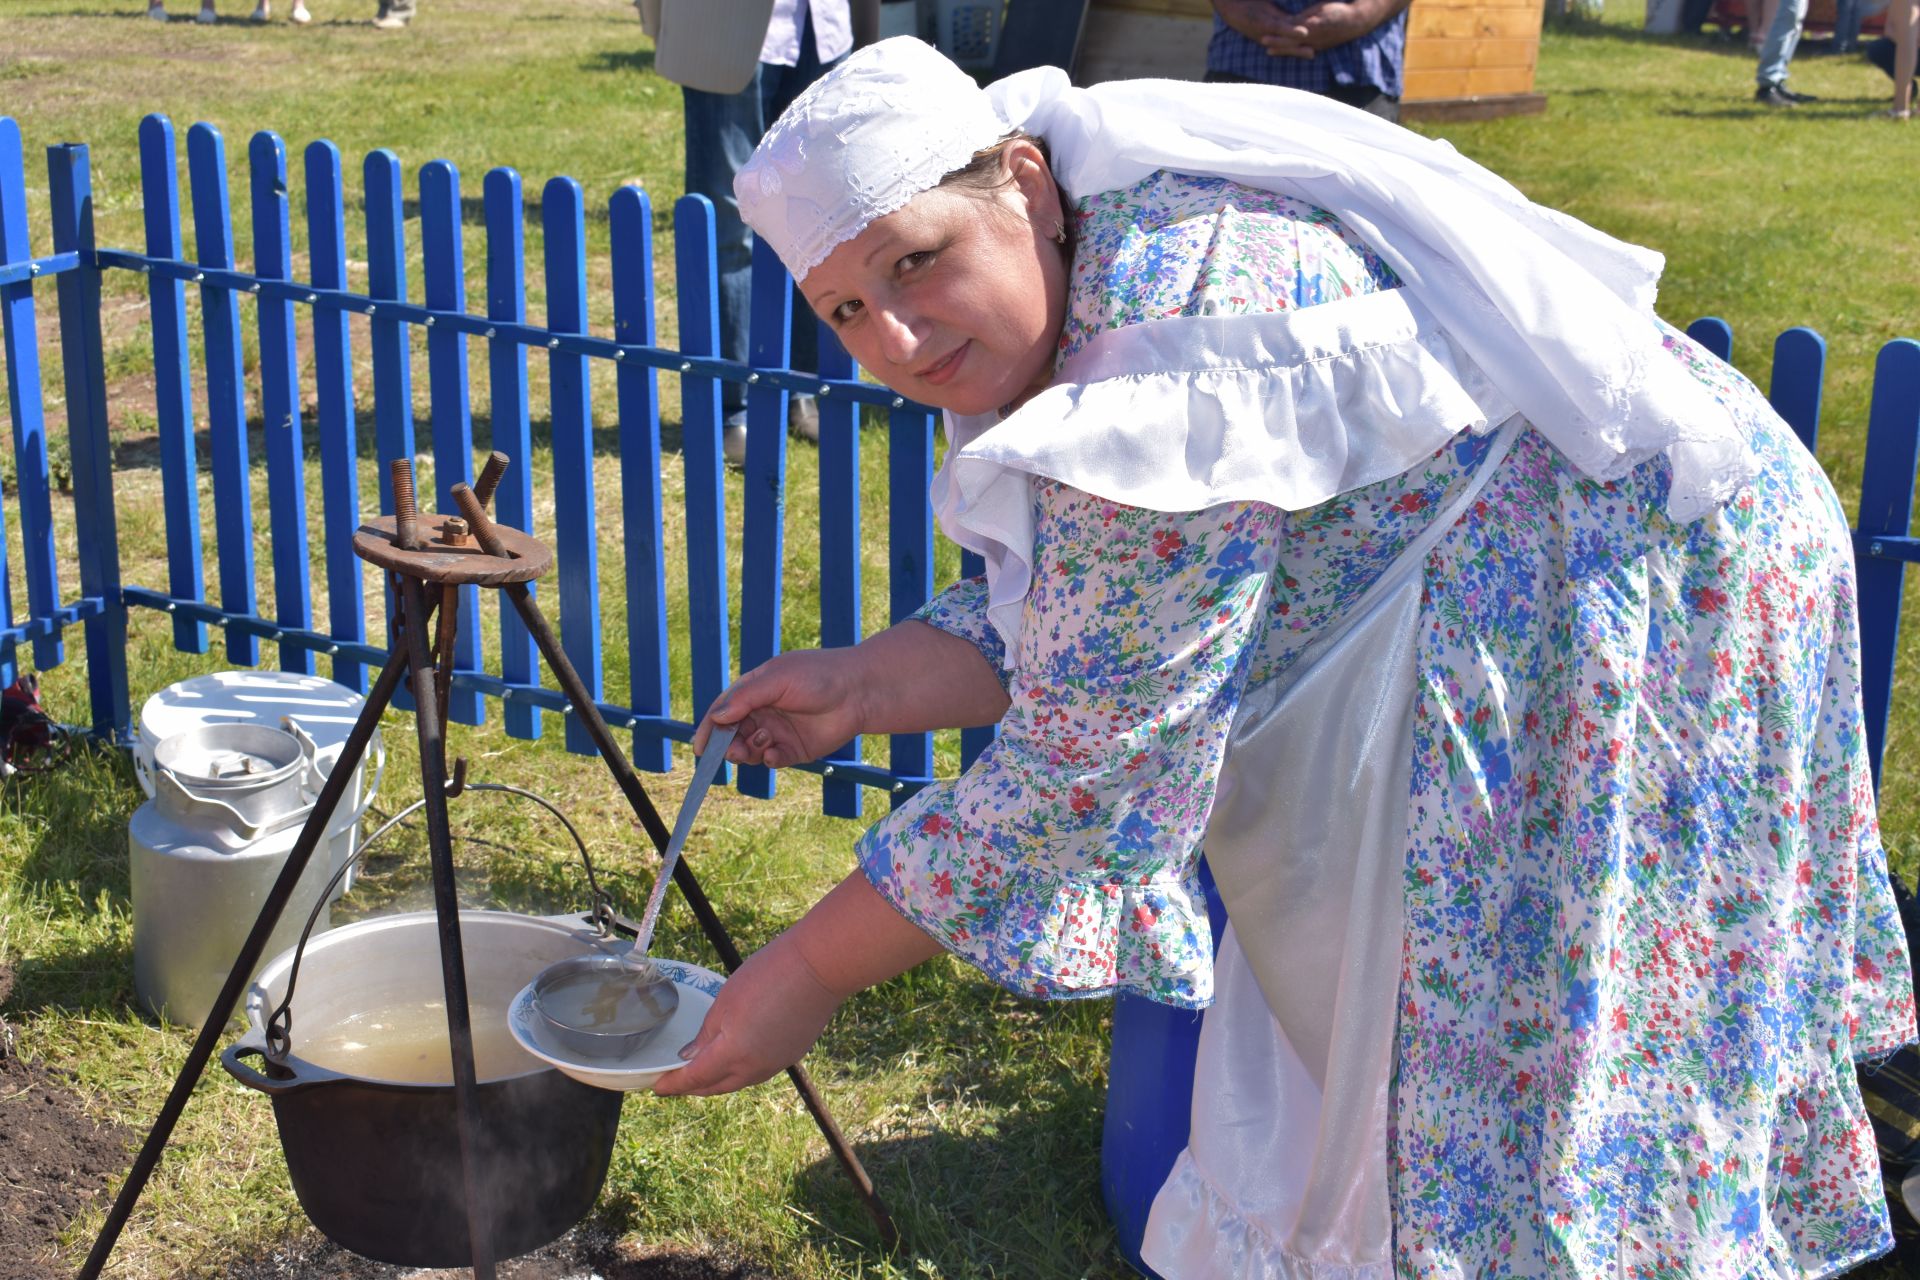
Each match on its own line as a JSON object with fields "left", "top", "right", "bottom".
{"left": 221, "top": 1041, "right": 333, "bottom": 1097}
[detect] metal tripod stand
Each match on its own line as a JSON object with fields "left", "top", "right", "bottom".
{"left": 79, "top": 454, "right": 896, "bottom": 1279}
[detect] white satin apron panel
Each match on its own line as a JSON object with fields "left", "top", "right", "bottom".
{"left": 1142, "top": 421, "right": 1520, "bottom": 1280}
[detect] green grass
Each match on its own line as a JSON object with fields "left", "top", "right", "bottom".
{"left": 0, "top": 0, "right": 1916, "bottom": 1276}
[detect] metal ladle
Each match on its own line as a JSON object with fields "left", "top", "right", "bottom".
{"left": 531, "top": 724, "right": 738, "bottom": 1052}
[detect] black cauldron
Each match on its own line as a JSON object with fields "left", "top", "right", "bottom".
{"left": 222, "top": 910, "right": 625, "bottom": 1267}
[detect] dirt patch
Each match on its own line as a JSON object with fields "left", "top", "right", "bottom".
{"left": 221, "top": 1225, "right": 785, "bottom": 1279}
{"left": 0, "top": 1045, "right": 133, "bottom": 1280}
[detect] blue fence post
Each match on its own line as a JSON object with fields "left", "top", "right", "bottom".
{"left": 674, "top": 194, "right": 731, "bottom": 779}
{"left": 610, "top": 184, "right": 670, "bottom": 772}
{"left": 1856, "top": 338, "right": 1920, "bottom": 793}
{"left": 420, "top": 158, "right": 483, "bottom": 726}
{"left": 817, "top": 322, "right": 863, "bottom": 818}
{"left": 959, "top": 546, "right": 996, "bottom": 771}
{"left": 1, "top": 119, "right": 59, "bottom": 677}
{"left": 305, "top": 139, "right": 366, "bottom": 694}
{"left": 365, "top": 149, "right": 416, "bottom": 706}
{"left": 1769, "top": 326, "right": 1826, "bottom": 456}
{"left": 484, "top": 167, "right": 540, "bottom": 741}
{"left": 136, "top": 115, "right": 204, "bottom": 658}
{"left": 888, "top": 405, "right": 936, "bottom": 806}
{"left": 1687, "top": 316, "right": 1733, "bottom": 365}
{"left": 736, "top": 237, "right": 793, "bottom": 800}
{"left": 47, "top": 143, "right": 130, "bottom": 741}
{"left": 249, "top": 131, "right": 315, "bottom": 676}
{"left": 187, "top": 123, "right": 258, "bottom": 667}
{"left": 542, "top": 176, "right": 602, "bottom": 755}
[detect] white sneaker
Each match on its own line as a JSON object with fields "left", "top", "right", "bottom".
{"left": 194, "top": 5, "right": 216, "bottom": 20}
{"left": 147, "top": 2, "right": 169, "bottom": 17}
{"left": 289, "top": 1, "right": 310, "bottom": 21}
{"left": 369, "top": 10, "right": 407, "bottom": 26}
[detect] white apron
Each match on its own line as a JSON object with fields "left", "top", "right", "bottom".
{"left": 1141, "top": 420, "right": 1521, "bottom": 1280}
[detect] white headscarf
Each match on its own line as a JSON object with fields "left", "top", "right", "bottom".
{"left": 737, "top": 38, "right": 1754, "bottom": 567}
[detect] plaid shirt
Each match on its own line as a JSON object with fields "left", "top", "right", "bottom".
{"left": 1206, "top": 5, "right": 1406, "bottom": 98}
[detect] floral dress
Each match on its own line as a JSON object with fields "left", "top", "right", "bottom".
{"left": 853, "top": 170, "right": 1916, "bottom": 1276}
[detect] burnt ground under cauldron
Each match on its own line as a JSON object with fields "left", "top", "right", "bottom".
{"left": 0, "top": 960, "right": 136, "bottom": 1280}
{"left": 220, "top": 1225, "right": 785, "bottom": 1280}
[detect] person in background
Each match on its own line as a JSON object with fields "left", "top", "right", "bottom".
{"left": 149, "top": 0, "right": 310, "bottom": 20}
{"left": 1206, "top": 0, "right": 1412, "bottom": 122}
{"left": 1887, "top": 0, "right": 1918, "bottom": 117}
{"left": 641, "top": 0, "right": 866, "bottom": 465}
{"left": 371, "top": 0, "right": 414, "bottom": 30}
{"left": 1754, "top": 0, "right": 1818, "bottom": 106}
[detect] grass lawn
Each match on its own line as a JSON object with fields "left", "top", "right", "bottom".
{"left": 0, "top": 0, "right": 1915, "bottom": 1276}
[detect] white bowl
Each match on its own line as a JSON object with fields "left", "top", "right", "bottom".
{"left": 507, "top": 956, "right": 723, "bottom": 1092}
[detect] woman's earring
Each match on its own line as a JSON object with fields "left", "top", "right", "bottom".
{"left": 1052, "top": 222, "right": 1068, "bottom": 246}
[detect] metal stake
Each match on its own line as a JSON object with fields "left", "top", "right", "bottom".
{"left": 398, "top": 574, "right": 497, "bottom": 1279}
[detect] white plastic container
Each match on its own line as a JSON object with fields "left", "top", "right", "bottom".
{"left": 935, "top": 0, "right": 999, "bottom": 70}
{"left": 135, "top": 671, "right": 384, "bottom": 901}
{"left": 130, "top": 723, "right": 334, "bottom": 1027}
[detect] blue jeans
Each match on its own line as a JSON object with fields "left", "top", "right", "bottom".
{"left": 1757, "top": 0, "right": 1810, "bottom": 86}
{"left": 682, "top": 17, "right": 840, "bottom": 423}
{"left": 1834, "top": 0, "right": 1888, "bottom": 49}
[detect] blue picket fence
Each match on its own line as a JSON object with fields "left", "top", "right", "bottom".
{"left": 0, "top": 114, "right": 1916, "bottom": 809}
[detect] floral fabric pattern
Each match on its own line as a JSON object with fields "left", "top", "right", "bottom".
{"left": 862, "top": 170, "right": 1915, "bottom": 1275}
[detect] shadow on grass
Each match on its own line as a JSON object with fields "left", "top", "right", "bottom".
{"left": 786, "top": 1115, "right": 1128, "bottom": 1280}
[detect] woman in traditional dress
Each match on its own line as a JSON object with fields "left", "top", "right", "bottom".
{"left": 652, "top": 36, "right": 1917, "bottom": 1279}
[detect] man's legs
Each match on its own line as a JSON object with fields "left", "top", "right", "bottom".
{"left": 683, "top": 73, "right": 768, "bottom": 458}
{"left": 759, "top": 10, "right": 847, "bottom": 441}
{"left": 1757, "top": 0, "right": 1810, "bottom": 89}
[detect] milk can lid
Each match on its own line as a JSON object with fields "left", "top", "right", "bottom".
{"left": 137, "top": 671, "right": 369, "bottom": 763}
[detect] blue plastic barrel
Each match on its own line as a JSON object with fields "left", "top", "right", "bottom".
{"left": 1102, "top": 861, "right": 1228, "bottom": 1277}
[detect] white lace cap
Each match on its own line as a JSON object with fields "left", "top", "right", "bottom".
{"left": 735, "top": 37, "right": 1008, "bottom": 283}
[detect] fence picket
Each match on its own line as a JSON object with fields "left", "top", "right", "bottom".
{"left": 420, "top": 159, "right": 483, "bottom": 725}
{"left": 304, "top": 140, "right": 366, "bottom": 693}
{"left": 364, "top": 149, "right": 416, "bottom": 706}
{"left": 47, "top": 144, "right": 129, "bottom": 739}
{"left": 817, "top": 322, "right": 863, "bottom": 818}
{"left": 248, "top": 131, "right": 314, "bottom": 676}
{"left": 135, "top": 115, "right": 201, "bottom": 659}
{"left": 610, "top": 185, "right": 669, "bottom": 771}
{"left": 1857, "top": 338, "right": 1920, "bottom": 792}
{"left": 484, "top": 167, "right": 540, "bottom": 740}
{"left": 542, "top": 176, "right": 602, "bottom": 754}
{"left": 736, "top": 238, "right": 793, "bottom": 800}
{"left": 1687, "top": 316, "right": 1733, "bottom": 364}
{"left": 674, "top": 195, "right": 731, "bottom": 782}
{"left": 186, "top": 123, "right": 257, "bottom": 667}
{"left": 888, "top": 404, "right": 936, "bottom": 807}
{"left": 958, "top": 548, "right": 995, "bottom": 771}
{"left": 1770, "top": 326, "right": 1826, "bottom": 455}
{"left": 0, "top": 120, "right": 58, "bottom": 675}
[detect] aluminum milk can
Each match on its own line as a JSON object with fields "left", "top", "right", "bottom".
{"left": 130, "top": 722, "right": 334, "bottom": 1028}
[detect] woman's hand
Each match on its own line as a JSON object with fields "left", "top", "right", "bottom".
{"left": 651, "top": 932, "right": 843, "bottom": 1096}
{"left": 651, "top": 874, "right": 946, "bottom": 1097}
{"left": 693, "top": 647, "right": 868, "bottom": 769}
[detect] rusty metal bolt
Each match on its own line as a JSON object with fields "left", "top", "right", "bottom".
{"left": 390, "top": 458, "right": 421, "bottom": 549}
{"left": 474, "top": 451, "right": 510, "bottom": 509}
{"left": 440, "top": 517, "right": 472, "bottom": 547}
{"left": 450, "top": 484, "right": 511, "bottom": 558}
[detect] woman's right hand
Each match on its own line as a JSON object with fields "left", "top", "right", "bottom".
{"left": 693, "top": 647, "right": 867, "bottom": 768}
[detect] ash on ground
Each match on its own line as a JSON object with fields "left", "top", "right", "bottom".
{"left": 219, "top": 1224, "right": 784, "bottom": 1280}
{"left": 0, "top": 961, "right": 137, "bottom": 1280}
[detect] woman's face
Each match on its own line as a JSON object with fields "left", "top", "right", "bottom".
{"left": 800, "top": 143, "right": 1069, "bottom": 417}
